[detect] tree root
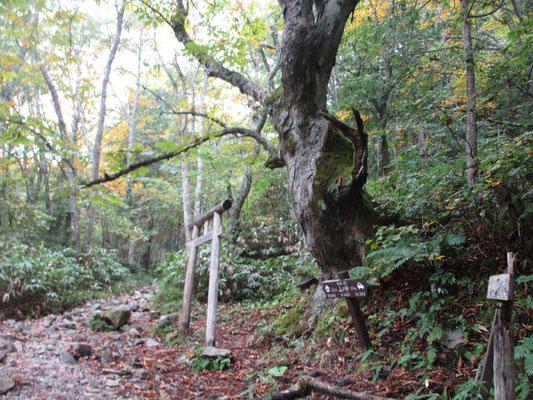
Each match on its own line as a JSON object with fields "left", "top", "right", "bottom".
{"left": 264, "top": 376, "right": 396, "bottom": 400}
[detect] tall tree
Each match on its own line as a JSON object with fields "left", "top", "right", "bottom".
{"left": 83, "top": 0, "right": 126, "bottom": 250}
{"left": 460, "top": 0, "right": 478, "bottom": 185}
{"left": 169, "top": 0, "right": 381, "bottom": 285}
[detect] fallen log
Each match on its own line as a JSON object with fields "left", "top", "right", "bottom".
{"left": 265, "top": 376, "right": 396, "bottom": 400}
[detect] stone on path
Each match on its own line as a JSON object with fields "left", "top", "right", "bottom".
{"left": 0, "top": 378, "right": 15, "bottom": 395}
{"left": 59, "top": 351, "right": 77, "bottom": 365}
{"left": 106, "top": 379, "right": 121, "bottom": 387}
{"left": 0, "top": 341, "right": 16, "bottom": 353}
{"left": 127, "top": 327, "right": 142, "bottom": 338}
{"left": 60, "top": 319, "right": 76, "bottom": 329}
{"left": 145, "top": 339, "right": 160, "bottom": 348}
{"left": 133, "top": 369, "right": 149, "bottom": 380}
{"left": 103, "top": 305, "right": 131, "bottom": 329}
{"left": 157, "top": 313, "right": 178, "bottom": 329}
{"left": 100, "top": 347, "right": 113, "bottom": 365}
{"left": 73, "top": 343, "right": 93, "bottom": 358}
{"left": 201, "top": 346, "right": 233, "bottom": 359}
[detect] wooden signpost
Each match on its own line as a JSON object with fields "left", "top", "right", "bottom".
{"left": 323, "top": 271, "right": 371, "bottom": 349}
{"left": 478, "top": 252, "right": 516, "bottom": 400}
{"left": 179, "top": 199, "right": 232, "bottom": 347}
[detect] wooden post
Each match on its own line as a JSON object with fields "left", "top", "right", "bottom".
{"left": 478, "top": 314, "right": 496, "bottom": 399}
{"left": 338, "top": 271, "right": 372, "bottom": 349}
{"left": 493, "top": 252, "right": 515, "bottom": 400}
{"left": 179, "top": 225, "right": 199, "bottom": 330}
{"left": 205, "top": 211, "right": 221, "bottom": 346}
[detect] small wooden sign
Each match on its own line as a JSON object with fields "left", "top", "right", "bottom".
{"left": 487, "top": 273, "right": 513, "bottom": 301}
{"left": 323, "top": 278, "right": 368, "bottom": 299}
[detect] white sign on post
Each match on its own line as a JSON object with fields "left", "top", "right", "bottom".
{"left": 487, "top": 273, "right": 513, "bottom": 301}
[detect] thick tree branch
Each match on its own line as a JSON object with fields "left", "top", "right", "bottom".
{"left": 279, "top": 0, "right": 359, "bottom": 108}
{"left": 169, "top": 2, "right": 266, "bottom": 103}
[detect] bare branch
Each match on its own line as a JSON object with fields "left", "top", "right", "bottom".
{"left": 143, "top": 84, "right": 279, "bottom": 159}
{"left": 82, "top": 121, "right": 281, "bottom": 188}
{"left": 142, "top": 84, "right": 228, "bottom": 127}
{"left": 468, "top": 0, "right": 505, "bottom": 19}
{"left": 138, "top": 0, "right": 172, "bottom": 26}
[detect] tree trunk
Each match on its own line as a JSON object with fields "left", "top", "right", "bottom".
{"left": 376, "top": 133, "right": 390, "bottom": 176}
{"left": 172, "top": 0, "right": 380, "bottom": 280}
{"left": 460, "top": 0, "right": 478, "bottom": 185}
{"left": 181, "top": 161, "right": 193, "bottom": 242}
{"left": 33, "top": 86, "right": 51, "bottom": 209}
{"left": 83, "top": 1, "right": 125, "bottom": 250}
{"left": 228, "top": 159, "right": 254, "bottom": 240}
{"left": 418, "top": 125, "right": 430, "bottom": 158}
{"left": 126, "top": 28, "right": 143, "bottom": 206}
{"left": 193, "top": 74, "right": 208, "bottom": 217}
{"left": 267, "top": 1, "right": 380, "bottom": 276}
{"left": 39, "top": 65, "right": 80, "bottom": 250}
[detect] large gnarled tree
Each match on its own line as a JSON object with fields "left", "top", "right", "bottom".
{"left": 169, "top": 0, "right": 380, "bottom": 283}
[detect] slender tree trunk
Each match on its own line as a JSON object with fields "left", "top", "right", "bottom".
{"left": 126, "top": 29, "right": 143, "bottom": 206}
{"left": 376, "top": 133, "right": 390, "bottom": 176}
{"left": 418, "top": 125, "right": 430, "bottom": 158}
{"left": 40, "top": 65, "right": 80, "bottom": 250}
{"left": 33, "top": 87, "right": 51, "bottom": 209}
{"left": 125, "top": 29, "right": 144, "bottom": 263}
{"left": 181, "top": 161, "right": 193, "bottom": 242}
{"left": 83, "top": 1, "right": 125, "bottom": 250}
{"left": 228, "top": 161, "right": 253, "bottom": 241}
{"left": 460, "top": 0, "right": 478, "bottom": 185}
{"left": 193, "top": 74, "right": 208, "bottom": 217}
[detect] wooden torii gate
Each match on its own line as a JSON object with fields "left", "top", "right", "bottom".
{"left": 179, "top": 199, "right": 232, "bottom": 347}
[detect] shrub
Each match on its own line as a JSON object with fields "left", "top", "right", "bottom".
{"left": 0, "top": 242, "right": 131, "bottom": 317}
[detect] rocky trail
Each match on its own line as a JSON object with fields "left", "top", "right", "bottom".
{"left": 0, "top": 287, "right": 272, "bottom": 399}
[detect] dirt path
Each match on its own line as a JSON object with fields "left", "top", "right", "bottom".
{"left": 0, "top": 287, "right": 272, "bottom": 399}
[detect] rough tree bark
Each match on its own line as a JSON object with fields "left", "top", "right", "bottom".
{"left": 171, "top": 0, "right": 380, "bottom": 280}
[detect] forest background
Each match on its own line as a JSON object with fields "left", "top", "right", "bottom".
{"left": 0, "top": 0, "right": 532, "bottom": 398}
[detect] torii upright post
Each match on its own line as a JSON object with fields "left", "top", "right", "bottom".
{"left": 179, "top": 199, "right": 232, "bottom": 347}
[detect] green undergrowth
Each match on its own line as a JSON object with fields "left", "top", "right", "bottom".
{"left": 152, "top": 241, "right": 320, "bottom": 313}
{"left": 0, "top": 241, "right": 133, "bottom": 319}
